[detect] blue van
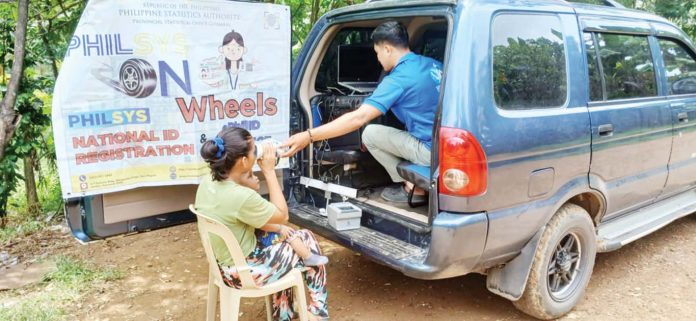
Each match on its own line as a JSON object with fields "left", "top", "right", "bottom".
{"left": 285, "top": 0, "right": 696, "bottom": 318}
{"left": 65, "top": 0, "right": 696, "bottom": 319}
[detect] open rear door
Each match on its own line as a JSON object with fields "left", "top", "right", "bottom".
{"left": 53, "top": 0, "right": 291, "bottom": 241}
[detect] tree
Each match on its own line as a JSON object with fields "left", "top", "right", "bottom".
{"left": 0, "top": 0, "right": 28, "bottom": 226}
{"left": 12, "top": 73, "right": 52, "bottom": 218}
{"left": 0, "top": 0, "right": 28, "bottom": 161}
{"left": 571, "top": 1, "right": 696, "bottom": 40}
{"left": 0, "top": 0, "right": 84, "bottom": 225}
{"left": 264, "top": 0, "right": 364, "bottom": 58}
{"left": 616, "top": 0, "right": 696, "bottom": 40}
{"left": 18, "top": 0, "right": 85, "bottom": 216}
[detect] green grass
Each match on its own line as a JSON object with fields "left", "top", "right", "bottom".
{"left": 8, "top": 160, "right": 63, "bottom": 218}
{"left": 0, "top": 256, "right": 123, "bottom": 321}
{"left": 2, "top": 160, "right": 63, "bottom": 244}
{"left": 0, "top": 220, "right": 45, "bottom": 244}
{"left": 43, "top": 256, "right": 123, "bottom": 290}
{"left": 0, "top": 296, "right": 65, "bottom": 321}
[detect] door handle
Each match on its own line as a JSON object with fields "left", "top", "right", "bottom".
{"left": 598, "top": 124, "right": 614, "bottom": 137}
{"left": 678, "top": 112, "right": 689, "bottom": 123}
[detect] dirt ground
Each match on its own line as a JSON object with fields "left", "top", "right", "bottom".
{"left": 6, "top": 215, "right": 696, "bottom": 321}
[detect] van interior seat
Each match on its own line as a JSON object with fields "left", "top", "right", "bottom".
{"left": 315, "top": 149, "right": 365, "bottom": 164}
{"left": 397, "top": 161, "right": 431, "bottom": 207}
{"left": 397, "top": 162, "right": 430, "bottom": 190}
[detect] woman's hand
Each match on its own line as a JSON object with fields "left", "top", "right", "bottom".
{"left": 257, "top": 141, "right": 277, "bottom": 173}
{"left": 278, "top": 225, "right": 296, "bottom": 240}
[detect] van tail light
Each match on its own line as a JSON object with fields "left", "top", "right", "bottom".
{"left": 438, "top": 127, "right": 487, "bottom": 196}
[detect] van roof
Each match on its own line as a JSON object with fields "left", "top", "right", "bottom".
{"left": 325, "top": 0, "right": 456, "bottom": 18}
{"left": 567, "top": 1, "right": 671, "bottom": 25}
{"left": 326, "top": 0, "right": 672, "bottom": 27}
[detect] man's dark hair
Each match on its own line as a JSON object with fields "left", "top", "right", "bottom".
{"left": 371, "top": 21, "right": 409, "bottom": 48}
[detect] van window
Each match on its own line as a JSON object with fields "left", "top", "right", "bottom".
{"left": 584, "top": 32, "right": 604, "bottom": 101}
{"left": 594, "top": 33, "right": 657, "bottom": 100}
{"left": 492, "top": 14, "right": 567, "bottom": 110}
{"left": 658, "top": 38, "right": 696, "bottom": 95}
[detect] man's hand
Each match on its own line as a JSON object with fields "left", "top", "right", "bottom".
{"left": 279, "top": 104, "right": 382, "bottom": 158}
{"left": 279, "top": 131, "right": 311, "bottom": 158}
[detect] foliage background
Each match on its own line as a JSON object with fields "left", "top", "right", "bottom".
{"left": 572, "top": 1, "right": 696, "bottom": 39}
{"left": 0, "top": 0, "right": 85, "bottom": 230}
{"left": 267, "top": 0, "right": 365, "bottom": 58}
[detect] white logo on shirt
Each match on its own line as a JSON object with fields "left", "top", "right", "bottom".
{"left": 430, "top": 63, "right": 442, "bottom": 92}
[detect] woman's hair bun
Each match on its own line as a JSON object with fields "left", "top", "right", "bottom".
{"left": 199, "top": 127, "right": 253, "bottom": 181}
{"left": 200, "top": 139, "right": 220, "bottom": 162}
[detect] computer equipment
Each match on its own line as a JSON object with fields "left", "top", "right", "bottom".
{"left": 337, "top": 44, "right": 382, "bottom": 93}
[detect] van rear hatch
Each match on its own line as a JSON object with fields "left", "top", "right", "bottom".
{"left": 286, "top": 0, "right": 483, "bottom": 279}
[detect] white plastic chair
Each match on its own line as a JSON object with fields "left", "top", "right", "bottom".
{"left": 190, "top": 204, "right": 309, "bottom": 321}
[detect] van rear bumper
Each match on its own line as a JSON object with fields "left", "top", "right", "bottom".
{"left": 405, "top": 211, "right": 488, "bottom": 279}
{"left": 289, "top": 204, "right": 488, "bottom": 280}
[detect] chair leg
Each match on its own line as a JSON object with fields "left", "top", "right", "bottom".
{"left": 264, "top": 294, "right": 273, "bottom": 321}
{"left": 294, "top": 272, "right": 310, "bottom": 321}
{"left": 206, "top": 276, "right": 218, "bottom": 321}
{"left": 220, "top": 290, "right": 240, "bottom": 321}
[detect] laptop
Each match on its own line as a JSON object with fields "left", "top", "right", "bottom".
{"left": 337, "top": 44, "right": 382, "bottom": 93}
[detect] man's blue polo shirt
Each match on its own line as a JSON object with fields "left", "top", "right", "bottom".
{"left": 364, "top": 52, "right": 442, "bottom": 150}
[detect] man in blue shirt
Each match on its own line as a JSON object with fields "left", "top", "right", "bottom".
{"left": 282, "top": 21, "right": 442, "bottom": 203}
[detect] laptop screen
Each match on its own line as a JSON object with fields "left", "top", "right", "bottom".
{"left": 337, "top": 45, "right": 382, "bottom": 83}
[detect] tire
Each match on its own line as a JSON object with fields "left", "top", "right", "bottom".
{"left": 119, "top": 58, "right": 157, "bottom": 98}
{"left": 513, "top": 203, "right": 596, "bottom": 320}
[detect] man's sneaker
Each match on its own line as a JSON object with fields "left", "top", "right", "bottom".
{"left": 380, "top": 184, "right": 426, "bottom": 203}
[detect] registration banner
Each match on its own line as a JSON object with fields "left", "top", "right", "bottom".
{"left": 52, "top": 0, "right": 291, "bottom": 198}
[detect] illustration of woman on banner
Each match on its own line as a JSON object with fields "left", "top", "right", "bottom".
{"left": 219, "top": 30, "right": 254, "bottom": 90}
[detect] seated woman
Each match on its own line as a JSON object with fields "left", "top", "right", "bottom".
{"left": 242, "top": 170, "right": 328, "bottom": 267}
{"left": 195, "top": 127, "right": 329, "bottom": 321}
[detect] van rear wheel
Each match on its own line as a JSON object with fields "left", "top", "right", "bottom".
{"left": 513, "top": 203, "right": 596, "bottom": 320}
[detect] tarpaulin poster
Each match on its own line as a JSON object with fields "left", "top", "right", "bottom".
{"left": 52, "top": 0, "right": 291, "bottom": 198}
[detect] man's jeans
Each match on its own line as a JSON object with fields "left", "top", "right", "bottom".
{"left": 361, "top": 124, "right": 431, "bottom": 183}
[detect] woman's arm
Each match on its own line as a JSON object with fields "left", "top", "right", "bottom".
{"left": 259, "top": 224, "right": 295, "bottom": 239}
{"left": 258, "top": 223, "right": 282, "bottom": 232}
{"left": 258, "top": 142, "right": 289, "bottom": 225}
{"left": 258, "top": 223, "right": 295, "bottom": 238}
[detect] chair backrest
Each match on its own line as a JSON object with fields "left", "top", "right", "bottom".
{"left": 189, "top": 204, "right": 258, "bottom": 289}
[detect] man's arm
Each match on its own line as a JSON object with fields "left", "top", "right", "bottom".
{"left": 280, "top": 103, "right": 383, "bottom": 157}
{"left": 310, "top": 103, "right": 382, "bottom": 142}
